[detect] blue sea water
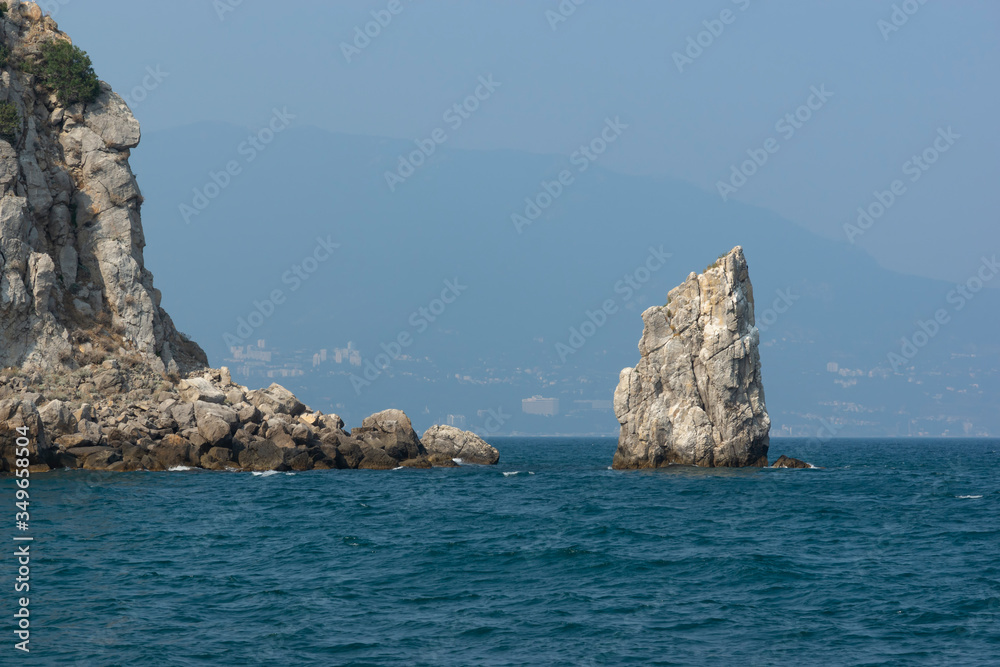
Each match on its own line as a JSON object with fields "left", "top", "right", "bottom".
{"left": 10, "top": 438, "right": 1000, "bottom": 666}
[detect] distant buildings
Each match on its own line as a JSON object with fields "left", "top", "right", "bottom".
{"left": 522, "top": 395, "right": 559, "bottom": 416}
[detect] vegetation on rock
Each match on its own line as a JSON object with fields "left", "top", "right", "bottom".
{"left": 35, "top": 40, "right": 100, "bottom": 106}
{"left": 0, "top": 102, "right": 20, "bottom": 142}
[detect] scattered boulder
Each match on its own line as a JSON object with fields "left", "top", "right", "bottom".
{"left": 613, "top": 247, "right": 770, "bottom": 469}
{"left": 421, "top": 425, "right": 499, "bottom": 465}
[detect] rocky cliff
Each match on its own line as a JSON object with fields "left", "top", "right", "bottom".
{"left": 612, "top": 246, "right": 770, "bottom": 468}
{"left": 0, "top": 1, "right": 205, "bottom": 375}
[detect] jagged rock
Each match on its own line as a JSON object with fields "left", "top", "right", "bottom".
{"left": 613, "top": 247, "right": 770, "bottom": 469}
{"left": 0, "top": 6, "right": 206, "bottom": 374}
{"left": 772, "top": 455, "right": 812, "bottom": 469}
{"left": 421, "top": 424, "right": 499, "bottom": 465}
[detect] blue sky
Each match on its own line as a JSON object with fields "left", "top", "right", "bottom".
{"left": 51, "top": 0, "right": 998, "bottom": 285}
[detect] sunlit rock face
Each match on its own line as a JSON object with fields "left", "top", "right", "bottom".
{"left": 613, "top": 246, "right": 770, "bottom": 469}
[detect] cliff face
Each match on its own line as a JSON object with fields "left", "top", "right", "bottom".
{"left": 0, "top": 1, "right": 205, "bottom": 374}
{"left": 612, "top": 246, "right": 770, "bottom": 468}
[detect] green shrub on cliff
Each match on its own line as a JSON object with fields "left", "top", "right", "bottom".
{"left": 36, "top": 40, "right": 100, "bottom": 106}
{"left": 0, "top": 44, "right": 9, "bottom": 68}
{"left": 0, "top": 3, "right": 8, "bottom": 18}
{"left": 0, "top": 102, "right": 20, "bottom": 142}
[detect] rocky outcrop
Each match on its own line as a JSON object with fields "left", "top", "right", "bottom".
{"left": 612, "top": 246, "right": 770, "bottom": 469}
{"left": 0, "top": 367, "right": 458, "bottom": 473}
{"left": 421, "top": 425, "right": 499, "bottom": 465}
{"left": 771, "top": 455, "right": 812, "bottom": 469}
{"left": 0, "top": 2, "right": 205, "bottom": 375}
{"left": 0, "top": 4, "right": 471, "bottom": 475}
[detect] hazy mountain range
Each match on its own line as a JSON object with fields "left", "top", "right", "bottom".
{"left": 131, "top": 122, "right": 999, "bottom": 437}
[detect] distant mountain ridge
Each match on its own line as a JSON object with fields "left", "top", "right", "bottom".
{"left": 131, "top": 121, "right": 1000, "bottom": 436}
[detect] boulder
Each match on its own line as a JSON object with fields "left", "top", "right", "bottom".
{"left": 246, "top": 383, "right": 306, "bottom": 417}
{"left": 355, "top": 409, "right": 424, "bottom": 462}
{"left": 237, "top": 440, "right": 285, "bottom": 471}
{"left": 178, "top": 378, "right": 225, "bottom": 404}
{"left": 0, "top": 398, "right": 54, "bottom": 470}
{"left": 613, "top": 247, "right": 770, "bottom": 469}
{"left": 83, "top": 449, "right": 123, "bottom": 470}
{"left": 358, "top": 446, "right": 400, "bottom": 470}
{"left": 150, "top": 435, "right": 195, "bottom": 468}
{"left": 38, "top": 399, "right": 76, "bottom": 437}
{"left": 771, "top": 455, "right": 812, "bottom": 469}
{"left": 335, "top": 439, "right": 364, "bottom": 469}
{"left": 421, "top": 425, "right": 499, "bottom": 465}
{"left": 200, "top": 447, "right": 236, "bottom": 471}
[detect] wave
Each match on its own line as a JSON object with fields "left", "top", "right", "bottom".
{"left": 252, "top": 470, "right": 280, "bottom": 477}
{"left": 502, "top": 471, "right": 535, "bottom": 477}
{"left": 167, "top": 466, "right": 195, "bottom": 472}
{"left": 956, "top": 495, "right": 983, "bottom": 499}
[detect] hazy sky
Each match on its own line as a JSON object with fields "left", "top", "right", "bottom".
{"left": 50, "top": 0, "right": 998, "bottom": 286}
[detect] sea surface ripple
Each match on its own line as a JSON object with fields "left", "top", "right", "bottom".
{"left": 11, "top": 438, "right": 1000, "bottom": 666}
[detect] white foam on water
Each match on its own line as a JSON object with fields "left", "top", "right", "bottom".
{"left": 957, "top": 495, "right": 983, "bottom": 499}
{"left": 252, "top": 470, "right": 280, "bottom": 477}
{"left": 502, "top": 471, "right": 521, "bottom": 477}
{"left": 284, "top": 472, "right": 296, "bottom": 476}
{"left": 453, "top": 458, "right": 464, "bottom": 464}
{"left": 167, "top": 466, "right": 195, "bottom": 472}
{"left": 392, "top": 466, "right": 404, "bottom": 471}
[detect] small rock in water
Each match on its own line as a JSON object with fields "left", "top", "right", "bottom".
{"left": 771, "top": 455, "right": 812, "bottom": 469}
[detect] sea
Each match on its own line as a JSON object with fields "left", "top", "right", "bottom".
{"left": 10, "top": 438, "right": 1000, "bottom": 666}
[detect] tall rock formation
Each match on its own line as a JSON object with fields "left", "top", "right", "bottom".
{"left": 0, "top": 1, "right": 205, "bottom": 374}
{"left": 612, "top": 246, "right": 770, "bottom": 468}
